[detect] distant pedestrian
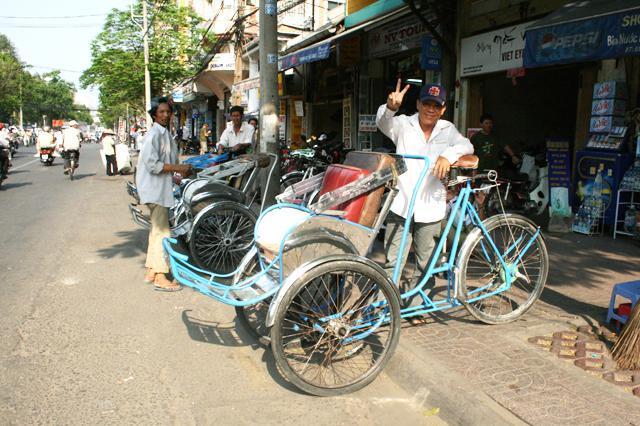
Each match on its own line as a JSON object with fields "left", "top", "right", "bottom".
{"left": 199, "top": 123, "right": 211, "bottom": 155}
{"left": 101, "top": 129, "right": 117, "bottom": 176}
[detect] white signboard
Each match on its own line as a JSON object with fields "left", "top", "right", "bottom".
{"left": 207, "top": 53, "right": 235, "bottom": 71}
{"left": 460, "top": 22, "right": 534, "bottom": 77}
{"left": 369, "top": 15, "right": 433, "bottom": 58}
{"left": 358, "top": 114, "right": 377, "bottom": 132}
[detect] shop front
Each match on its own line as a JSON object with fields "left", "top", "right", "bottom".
{"left": 523, "top": 0, "right": 640, "bottom": 233}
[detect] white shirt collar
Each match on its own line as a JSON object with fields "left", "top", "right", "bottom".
{"left": 153, "top": 122, "right": 167, "bottom": 134}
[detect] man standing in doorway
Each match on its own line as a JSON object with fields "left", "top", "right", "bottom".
{"left": 470, "top": 113, "right": 518, "bottom": 172}
{"left": 376, "top": 80, "right": 473, "bottom": 325}
{"left": 136, "top": 99, "right": 192, "bottom": 291}
{"left": 217, "top": 106, "right": 255, "bottom": 155}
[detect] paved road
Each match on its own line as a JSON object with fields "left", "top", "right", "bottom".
{"left": 0, "top": 145, "right": 443, "bottom": 425}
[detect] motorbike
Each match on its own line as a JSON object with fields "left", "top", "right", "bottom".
{"left": 487, "top": 151, "right": 549, "bottom": 217}
{"left": 39, "top": 147, "right": 55, "bottom": 166}
{"left": 0, "top": 145, "right": 10, "bottom": 187}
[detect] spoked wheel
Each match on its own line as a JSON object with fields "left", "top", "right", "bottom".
{"left": 271, "top": 256, "right": 401, "bottom": 396}
{"left": 70, "top": 159, "right": 75, "bottom": 181}
{"left": 189, "top": 201, "right": 257, "bottom": 274}
{"left": 457, "top": 214, "right": 548, "bottom": 324}
{"left": 234, "top": 256, "right": 272, "bottom": 347}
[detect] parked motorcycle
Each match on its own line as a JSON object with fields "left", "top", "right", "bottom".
{"left": 39, "top": 147, "right": 55, "bottom": 166}
{"left": 487, "top": 151, "right": 549, "bottom": 217}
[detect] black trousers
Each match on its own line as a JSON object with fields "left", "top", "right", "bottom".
{"left": 105, "top": 154, "right": 117, "bottom": 176}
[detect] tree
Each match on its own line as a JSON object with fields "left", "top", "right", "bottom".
{"left": 0, "top": 34, "right": 22, "bottom": 122}
{"left": 81, "top": 1, "right": 214, "bottom": 125}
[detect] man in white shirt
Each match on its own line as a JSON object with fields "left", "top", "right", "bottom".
{"left": 217, "top": 105, "right": 255, "bottom": 154}
{"left": 136, "top": 99, "right": 192, "bottom": 291}
{"left": 101, "top": 129, "right": 117, "bottom": 176}
{"left": 61, "top": 120, "right": 82, "bottom": 174}
{"left": 376, "top": 80, "right": 473, "bottom": 324}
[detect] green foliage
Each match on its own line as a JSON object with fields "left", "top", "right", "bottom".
{"left": 0, "top": 33, "right": 92, "bottom": 125}
{"left": 82, "top": 1, "right": 214, "bottom": 124}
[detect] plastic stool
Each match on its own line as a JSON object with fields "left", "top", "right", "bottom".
{"left": 606, "top": 280, "right": 640, "bottom": 326}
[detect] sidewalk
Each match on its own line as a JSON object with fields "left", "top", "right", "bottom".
{"left": 387, "top": 232, "right": 640, "bottom": 425}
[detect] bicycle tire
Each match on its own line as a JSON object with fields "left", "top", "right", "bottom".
{"left": 457, "top": 214, "right": 548, "bottom": 324}
{"left": 270, "top": 256, "right": 401, "bottom": 396}
{"left": 234, "top": 255, "right": 271, "bottom": 347}
{"left": 189, "top": 201, "right": 257, "bottom": 274}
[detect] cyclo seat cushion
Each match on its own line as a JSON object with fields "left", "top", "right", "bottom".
{"left": 319, "top": 164, "right": 370, "bottom": 223}
{"left": 255, "top": 206, "right": 311, "bottom": 253}
{"left": 255, "top": 163, "right": 369, "bottom": 254}
{"left": 343, "top": 151, "right": 396, "bottom": 227}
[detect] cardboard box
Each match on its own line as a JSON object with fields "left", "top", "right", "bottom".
{"left": 589, "top": 115, "right": 625, "bottom": 133}
{"left": 591, "top": 99, "right": 627, "bottom": 116}
{"left": 593, "top": 81, "right": 627, "bottom": 99}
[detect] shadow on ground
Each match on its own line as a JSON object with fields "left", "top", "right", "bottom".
{"left": 96, "top": 229, "right": 148, "bottom": 259}
{"left": 1, "top": 182, "right": 32, "bottom": 190}
{"left": 70, "top": 173, "right": 96, "bottom": 181}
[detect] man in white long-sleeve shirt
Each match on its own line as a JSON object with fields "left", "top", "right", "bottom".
{"left": 376, "top": 80, "right": 473, "bottom": 324}
{"left": 136, "top": 99, "right": 192, "bottom": 291}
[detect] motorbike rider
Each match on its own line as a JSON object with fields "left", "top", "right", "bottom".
{"left": 61, "top": 120, "right": 82, "bottom": 174}
{"left": 217, "top": 106, "right": 255, "bottom": 155}
{"left": 376, "top": 80, "right": 473, "bottom": 326}
{"left": 0, "top": 124, "right": 10, "bottom": 179}
{"left": 37, "top": 125, "right": 56, "bottom": 152}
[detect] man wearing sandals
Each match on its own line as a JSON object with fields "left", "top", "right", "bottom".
{"left": 376, "top": 80, "right": 473, "bottom": 325}
{"left": 136, "top": 99, "right": 192, "bottom": 291}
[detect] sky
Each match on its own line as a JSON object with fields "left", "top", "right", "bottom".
{"left": 2, "top": 0, "right": 136, "bottom": 111}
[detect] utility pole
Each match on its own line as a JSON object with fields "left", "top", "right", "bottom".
{"left": 232, "top": 1, "right": 245, "bottom": 106}
{"left": 132, "top": 2, "right": 152, "bottom": 126}
{"left": 142, "top": 0, "right": 152, "bottom": 126}
{"left": 18, "top": 70, "right": 23, "bottom": 128}
{"left": 259, "top": 0, "right": 280, "bottom": 204}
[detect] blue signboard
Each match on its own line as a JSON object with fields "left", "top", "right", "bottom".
{"left": 524, "top": 7, "right": 640, "bottom": 67}
{"left": 279, "top": 42, "right": 331, "bottom": 71}
{"left": 420, "top": 36, "right": 442, "bottom": 71}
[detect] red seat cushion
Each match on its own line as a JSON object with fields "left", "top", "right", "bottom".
{"left": 319, "top": 164, "right": 370, "bottom": 223}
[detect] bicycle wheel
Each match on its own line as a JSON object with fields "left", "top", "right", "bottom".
{"left": 189, "top": 201, "right": 257, "bottom": 274}
{"left": 271, "top": 256, "right": 401, "bottom": 396}
{"left": 457, "top": 214, "right": 548, "bottom": 324}
{"left": 234, "top": 255, "right": 271, "bottom": 347}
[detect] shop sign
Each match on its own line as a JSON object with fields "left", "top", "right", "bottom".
{"left": 369, "top": 15, "right": 432, "bottom": 58}
{"left": 232, "top": 76, "right": 260, "bottom": 93}
{"left": 207, "top": 53, "right": 235, "bottom": 71}
{"left": 343, "top": 98, "right": 352, "bottom": 149}
{"left": 460, "top": 22, "right": 531, "bottom": 77}
{"left": 524, "top": 7, "right": 640, "bottom": 68}
{"left": 546, "top": 140, "right": 572, "bottom": 221}
{"left": 420, "top": 36, "right": 442, "bottom": 70}
{"left": 172, "top": 88, "right": 184, "bottom": 103}
{"left": 279, "top": 42, "right": 331, "bottom": 71}
{"left": 358, "top": 114, "right": 377, "bottom": 132}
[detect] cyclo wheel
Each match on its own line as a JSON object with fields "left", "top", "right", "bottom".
{"left": 457, "top": 214, "right": 548, "bottom": 324}
{"left": 234, "top": 255, "right": 272, "bottom": 347}
{"left": 270, "top": 256, "right": 401, "bottom": 396}
{"left": 189, "top": 200, "right": 257, "bottom": 274}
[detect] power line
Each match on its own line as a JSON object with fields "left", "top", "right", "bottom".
{"left": 0, "top": 13, "right": 108, "bottom": 19}
{"left": 0, "top": 23, "right": 103, "bottom": 28}
{"left": 30, "top": 65, "right": 84, "bottom": 74}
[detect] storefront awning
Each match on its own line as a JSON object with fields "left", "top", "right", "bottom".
{"left": 278, "top": 6, "right": 410, "bottom": 71}
{"left": 524, "top": 0, "right": 640, "bottom": 68}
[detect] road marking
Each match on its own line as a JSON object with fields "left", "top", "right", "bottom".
{"left": 11, "top": 158, "right": 40, "bottom": 170}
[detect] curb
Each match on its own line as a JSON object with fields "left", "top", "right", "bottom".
{"left": 385, "top": 341, "right": 527, "bottom": 425}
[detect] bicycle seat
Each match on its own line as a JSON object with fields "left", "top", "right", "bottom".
{"left": 451, "top": 155, "right": 478, "bottom": 169}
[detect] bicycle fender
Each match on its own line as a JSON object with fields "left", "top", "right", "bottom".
{"left": 265, "top": 254, "right": 399, "bottom": 328}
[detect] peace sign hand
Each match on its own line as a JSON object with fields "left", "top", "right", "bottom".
{"left": 387, "top": 78, "right": 411, "bottom": 112}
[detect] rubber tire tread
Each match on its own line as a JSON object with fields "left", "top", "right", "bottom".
{"left": 457, "top": 214, "right": 548, "bottom": 325}
{"left": 270, "top": 258, "right": 401, "bottom": 396}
